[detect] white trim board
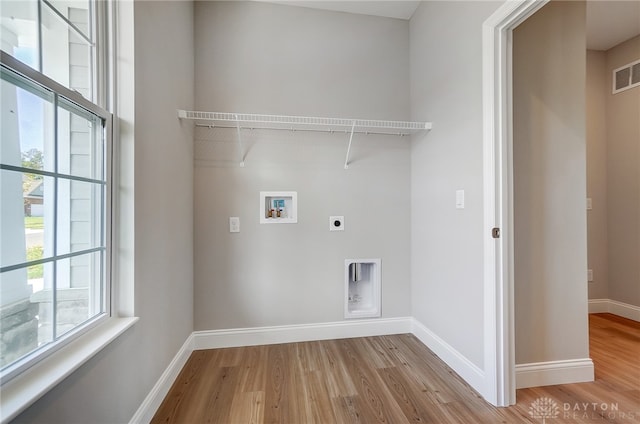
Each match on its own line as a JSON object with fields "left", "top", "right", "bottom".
{"left": 481, "top": 0, "right": 550, "bottom": 407}
{"left": 192, "top": 317, "right": 412, "bottom": 350}
{"left": 129, "top": 334, "right": 194, "bottom": 424}
{"left": 1, "top": 317, "right": 138, "bottom": 424}
{"left": 411, "top": 319, "right": 485, "bottom": 395}
{"left": 589, "top": 299, "right": 640, "bottom": 322}
{"left": 515, "top": 359, "right": 594, "bottom": 389}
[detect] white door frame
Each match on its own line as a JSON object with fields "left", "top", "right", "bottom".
{"left": 481, "top": 0, "right": 549, "bottom": 407}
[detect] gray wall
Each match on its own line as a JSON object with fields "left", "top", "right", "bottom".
{"left": 513, "top": 0, "right": 590, "bottom": 364}
{"left": 606, "top": 35, "right": 640, "bottom": 307}
{"left": 193, "top": 1, "right": 412, "bottom": 330}
{"left": 586, "top": 50, "right": 609, "bottom": 300}
{"left": 13, "top": 1, "right": 195, "bottom": 422}
{"left": 409, "top": 0, "right": 501, "bottom": 370}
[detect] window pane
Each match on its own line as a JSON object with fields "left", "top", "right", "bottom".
{"left": 57, "top": 98, "right": 104, "bottom": 180}
{"left": 0, "top": 69, "right": 55, "bottom": 172}
{"left": 0, "top": 171, "right": 55, "bottom": 269}
{"left": 41, "top": 3, "right": 93, "bottom": 100}
{"left": 56, "top": 179, "right": 103, "bottom": 255}
{"left": 0, "top": 0, "right": 39, "bottom": 69}
{"left": 45, "top": 1, "right": 91, "bottom": 40}
{"left": 55, "top": 250, "right": 103, "bottom": 337}
{"left": 0, "top": 261, "right": 54, "bottom": 368}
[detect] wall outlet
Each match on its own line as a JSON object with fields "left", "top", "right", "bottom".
{"left": 330, "top": 216, "right": 344, "bottom": 231}
{"left": 587, "top": 269, "right": 593, "bottom": 282}
{"left": 229, "top": 217, "right": 240, "bottom": 233}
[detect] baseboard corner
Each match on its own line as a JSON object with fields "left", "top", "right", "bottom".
{"left": 129, "top": 333, "right": 194, "bottom": 424}
{"left": 589, "top": 299, "right": 640, "bottom": 322}
{"left": 410, "top": 318, "right": 485, "bottom": 395}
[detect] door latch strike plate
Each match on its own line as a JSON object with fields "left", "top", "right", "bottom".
{"left": 492, "top": 227, "right": 500, "bottom": 239}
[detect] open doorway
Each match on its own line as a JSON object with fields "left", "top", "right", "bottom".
{"left": 511, "top": 0, "right": 592, "bottom": 390}
{"left": 585, "top": 2, "right": 640, "bottom": 322}
{"left": 585, "top": 0, "right": 640, "bottom": 394}
{"left": 483, "top": 0, "right": 639, "bottom": 407}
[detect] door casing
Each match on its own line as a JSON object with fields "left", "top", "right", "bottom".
{"left": 481, "top": 0, "right": 550, "bottom": 407}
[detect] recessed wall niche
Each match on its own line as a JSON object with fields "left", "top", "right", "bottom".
{"left": 260, "top": 191, "right": 298, "bottom": 224}
{"left": 344, "top": 259, "right": 381, "bottom": 319}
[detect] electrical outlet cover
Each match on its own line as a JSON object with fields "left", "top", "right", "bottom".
{"left": 330, "top": 216, "right": 344, "bottom": 231}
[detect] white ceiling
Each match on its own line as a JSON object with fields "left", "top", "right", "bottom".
{"left": 267, "top": 1, "right": 640, "bottom": 51}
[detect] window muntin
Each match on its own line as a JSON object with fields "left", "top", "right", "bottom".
{"left": 0, "top": 50, "right": 110, "bottom": 382}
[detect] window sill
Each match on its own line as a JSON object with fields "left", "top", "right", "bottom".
{"left": 0, "top": 317, "right": 138, "bottom": 423}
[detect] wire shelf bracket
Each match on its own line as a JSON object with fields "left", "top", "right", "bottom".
{"left": 178, "top": 110, "right": 432, "bottom": 168}
{"left": 344, "top": 121, "right": 356, "bottom": 170}
{"left": 234, "top": 114, "right": 245, "bottom": 167}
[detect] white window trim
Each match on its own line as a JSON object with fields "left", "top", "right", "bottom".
{"left": 0, "top": 317, "right": 138, "bottom": 423}
{"left": 0, "top": 0, "right": 139, "bottom": 416}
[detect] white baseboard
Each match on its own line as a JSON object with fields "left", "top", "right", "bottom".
{"left": 130, "top": 317, "right": 411, "bottom": 423}
{"left": 515, "top": 358, "right": 594, "bottom": 389}
{"left": 192, "top": 317, "right": 413, "bottom": 350}
{"left": 589, "top": 299, "right": 640, "bottom": 322}
{"left": 588, "top": 299, "right": 610, "bottom": 314}
{"left": 131, "top": 314, "right": 607, "bottom": 422}
{"left": 410, "top": 318, "right": 485, "bottom": 395}
{"left": 129, "top": 334, "right": 194, "bottom": 424}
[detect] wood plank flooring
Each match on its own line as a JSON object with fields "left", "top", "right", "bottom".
{"left": 152, "top": 313, "right": 639, "bottom": 423}
{"left": 513, "top": 314, "right": 640, "bottom": 424}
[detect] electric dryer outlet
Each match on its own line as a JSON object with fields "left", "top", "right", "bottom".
{"left": 330, "top": 216, "right": 344, "bottom": 231}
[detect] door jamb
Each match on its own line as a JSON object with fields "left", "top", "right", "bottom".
{"left": 481, "top": 0, "right": 549, "bottom": 407}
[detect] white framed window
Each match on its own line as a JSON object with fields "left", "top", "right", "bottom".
{"left": 1, "top": 0, "right": 112, "bottom": 386}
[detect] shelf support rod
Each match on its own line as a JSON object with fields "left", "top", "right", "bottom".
{"left": 344, "top": 121, "right": 356, "bottom": 170}
{"left": 235, "top": 114, "right": 245, "bottom": 167}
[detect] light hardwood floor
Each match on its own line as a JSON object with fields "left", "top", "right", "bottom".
{"left": 152, "top": 313, "right": 639, "bottom": 423}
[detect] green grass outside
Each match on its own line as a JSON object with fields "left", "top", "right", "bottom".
{"left": 27, "top": 246, "right": 43, "bottom": 279}
{"left": 25, "top": 216, "right": 44, "bottom": 230}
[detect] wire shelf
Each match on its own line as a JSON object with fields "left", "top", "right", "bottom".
{"left": 178, "top": 109, "right": 432, "bottom": 169}
{"left": 178, "top": 110, "right": 432, "bottom": 135}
